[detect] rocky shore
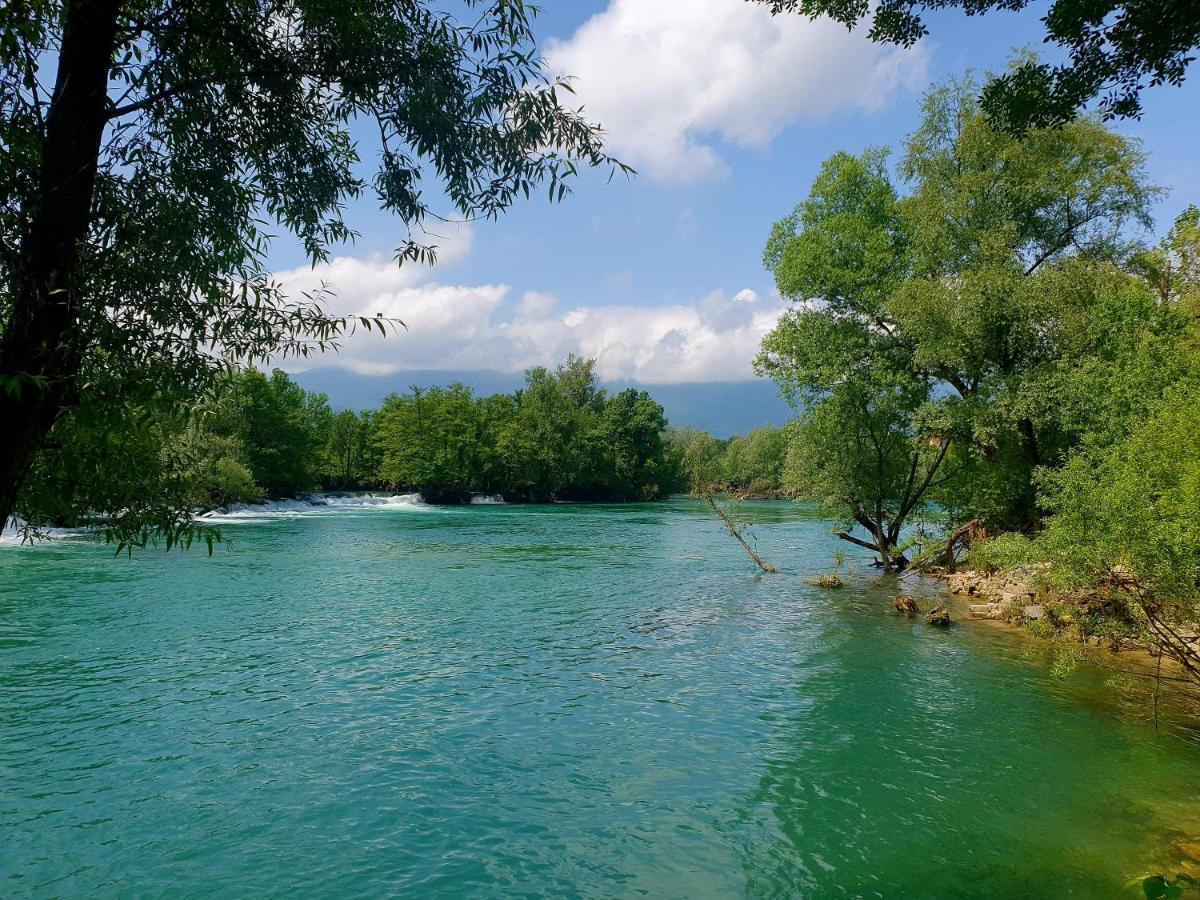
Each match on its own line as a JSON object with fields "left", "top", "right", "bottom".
{"left": 942, "top": 568, "right": 1049, "bottom": 624}
{"left": 938, "top": 567, "right": 1200, "bottom": 667}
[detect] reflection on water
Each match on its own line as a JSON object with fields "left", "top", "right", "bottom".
{"left": 1, "top": 499, "right": 1198, "bottom": 897}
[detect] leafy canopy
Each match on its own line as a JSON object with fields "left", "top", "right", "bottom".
{"left": 756, "top": 74, "right": 1154, "bottom": 562}
{"left": 753, "top": 0, "right": 1200, "bottom": 127}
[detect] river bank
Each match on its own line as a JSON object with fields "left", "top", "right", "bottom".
{"left": 927, "top": 567, "right": 1200, "bottom": 714}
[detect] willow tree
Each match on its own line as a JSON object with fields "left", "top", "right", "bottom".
{"left": 0, "top": 0, "right": 625, "bottom": 541}
{"left": 757, "top": 75, "right": 1153, "bottom": 567}
{"left": 755, "top": 0, "right": 1200, "bottom": 127}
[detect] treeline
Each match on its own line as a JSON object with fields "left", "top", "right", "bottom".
{"left": 30, "top": 357, "right": 686, "bottom": 529}
{"left": 372, "top": 357, "right": 674, "bottom": 502}
{"left": 757, "top": 71, "right": 1200, "bottom": 674}
{"left": 667, "top": 425, "right": 789, "bottom": 498}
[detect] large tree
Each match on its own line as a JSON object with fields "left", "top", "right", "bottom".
{"left": 0, "top": 0, "right": 624, "bottom": 535}
{"left": 757, "top": 76, "right": 1153, "bottom": 566}
{"left": 754, "top": 0, "right": 1200, "bottom": 127}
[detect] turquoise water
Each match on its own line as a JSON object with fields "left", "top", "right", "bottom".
{"left": 2, "top": 498, "right": 1199, "bottom": 897}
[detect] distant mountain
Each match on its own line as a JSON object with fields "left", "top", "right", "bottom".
{"left": 292, "top": 366, "right": 793, "bottom": 438}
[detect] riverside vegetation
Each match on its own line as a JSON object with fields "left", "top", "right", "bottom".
{"left": 12, "top": 351, "right": 792, "bottom": 540}
{"left": 747, "top": 73, "right": 1200, "bottom": 687}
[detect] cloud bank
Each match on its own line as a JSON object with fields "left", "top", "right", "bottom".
{"left": 545, "top": 0, "right": 928, "bottom": 182}
{"left": 275, "top": 242, "right": 784, "bottom": 384}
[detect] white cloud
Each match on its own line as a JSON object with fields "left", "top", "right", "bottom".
{"left": 545, "top": 0, "right": 929, "bottom": 182}
{"left": 275, "top": 253, "right": 784, "bottom": 383}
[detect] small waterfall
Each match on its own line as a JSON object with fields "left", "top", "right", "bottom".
{"left": 468, "top": 493, "right": 506, "bottom": 505}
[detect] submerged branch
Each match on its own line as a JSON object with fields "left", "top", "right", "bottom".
{"left": 704, "top": 495, "right": 776, "bottom": 573}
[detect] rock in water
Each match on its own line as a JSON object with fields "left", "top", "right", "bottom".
{"left": 926, "top": 605, "right": 952, "bottom": 627}
{"left": 894, "top": 595, "right": 919, "bottom": 616}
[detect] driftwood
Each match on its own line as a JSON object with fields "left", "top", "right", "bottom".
{"left": 705, "top": 495, "right": 777, "bottom": 573}
{"left": 894, "top": 595, "right": 919, "bottom": 616}
{"left": 941, "top": 519, "right": 986, "bottom": 572}
{"left": 926, "top": 605, "right": 952, "bottom": 626}
{"left": 898, "top": 519, "right": 986, "bottom": 575}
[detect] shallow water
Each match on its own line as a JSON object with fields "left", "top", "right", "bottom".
{"left": 2, "top": 499, "right": 1198, "bottom": 897}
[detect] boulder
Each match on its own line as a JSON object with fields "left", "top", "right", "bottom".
{"left": 1024, "top": 604, "right": 1045, "bottom": 620}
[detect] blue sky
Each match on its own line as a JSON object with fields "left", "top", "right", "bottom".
{"left": 277, "top": 0, "right": 1200, "bottom": 383}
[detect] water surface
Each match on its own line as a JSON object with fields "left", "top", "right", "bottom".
{"left": 2, "top": 499, "right": 1198, "bottom": 897}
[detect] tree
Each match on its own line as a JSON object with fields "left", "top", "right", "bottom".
{"left": 754, "top": 0, "right": 1200, "bottom": 127}
{"left": 779, "top": 374, "right": 948, "bottom": 570}
{"left": 1016, "top": 387, "right": 1200, "bottom": 680}
{"left": 323, "top": 410, "right": 366, "bottom": 490}
{"left": 503, "top": 356, "right": 607, "bottom": 501}
{"left": 1135, "top": 204, "right": 1200, "bottom": 321}
{"left": 599, "top": 388, "right": 669, "bottom": 500}
{"left": 0, "top": 0, "right": 627, "bottom": 538}
{"left": 757, "top": 74, "right": 1153, "bottom": 565}
{"left": 721, "top": 425, "right": 788, "bottom": 494}
{"left": 375, "top": 384, "right": 481, "bottom": 500}
{"left": 222, "top": 369, "right": 328, "bottom": 497}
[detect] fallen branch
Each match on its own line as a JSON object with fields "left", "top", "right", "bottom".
{"left": 705, "top": 495, "right": 776, "bottom": 573}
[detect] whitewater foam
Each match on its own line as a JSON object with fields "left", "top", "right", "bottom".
{"left": 201, "top": 493, "right": 429, "bottom": 523}
{"left": 469, "top": 494, "right": 506, "bottom": 505}
{"left": 0, "top": 520, "right": 88, "bottom": 546}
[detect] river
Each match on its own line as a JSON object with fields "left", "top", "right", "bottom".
{"left": 2, "top": 498, "right": 1198, "bottom": 896}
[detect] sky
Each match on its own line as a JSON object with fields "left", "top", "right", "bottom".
{"left": 274, "top": 0, "right": 1200, "bottom": 385}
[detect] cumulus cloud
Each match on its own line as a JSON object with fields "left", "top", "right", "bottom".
{"left": 545, "top": 0, "right": 928, "bottom": 182}
{"left": 275, "top": 252, "right": 784, "bottom": 383}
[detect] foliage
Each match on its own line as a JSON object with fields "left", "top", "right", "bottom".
{"left": 1033, "top": 389, "right": 1200, "bottom": 669}
{"left": 218, "top": 369, "right": 331, "bottom": 497}
{"left": 372, "top": 356, "right": 674, "bottom": 502}
{"left": 324, "top": 410, "right": 377, "bottom": 491}
{"left": 376, "top": 384, "right": 482, "bottom": 499}
{"left": 754, "top": 1, "right": 1200, "bottom": 127}
{"left": 666, "top": 424, "right": 789, "bottom": 497}
{"left": 12, "top": 357, "right": 688, "bottom": 543}
{"left": 721, "top": 425, "right": 789, "bottom": 494}
{"left": 755, "top": 73, "right": 1154, "bottom": 566}
{"left": 17, "top": 376, "right": 263, "bottom": 551}
{"left": 0, "top": 0, "right": 628, "bottom": 543}
{"left": 968, "top": 531, "right": 1037, "bottom": 574}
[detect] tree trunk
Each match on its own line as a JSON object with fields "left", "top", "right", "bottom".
{"left": 835, "top": 526, "right": 909, "bottom": 571}
{"left": 1018, "top": 418, "right": 1041, "bottom": 468}
{"left": 0, "top": 0, "right": 121, "bottom": 527}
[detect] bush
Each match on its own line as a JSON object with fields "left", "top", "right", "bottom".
{"left": 969, "top": 531, "right": 1038, "bottom": 573}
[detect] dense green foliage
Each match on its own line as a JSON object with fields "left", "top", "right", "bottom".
{"left": 758, "top": 73, "right": 1155, "bottom": 564}
{"left": 755, "top": 0, "right": 1200, "bottom": 127}
{"left": 964, "top": 211, "right": 1200, "bottom": 674}
{"left": 0, "top": 0, "right": 625, "bottom": 545}
{"left": 375, "top": 357, "right": 675, "bottom": 502}
{"left": 15, "top": 357, "right": 686, "bottom": 541}
{"left": 668, "top": 424, "right": 790, "bottom": 497}
{"left": 759, "top": 71, "right": 1200, "bottom": 673}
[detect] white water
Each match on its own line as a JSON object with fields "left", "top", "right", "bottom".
{"left": 201, "top": 493, "right": 429, "bottom": 523}
{"left": 0, "top": 520, "right": 87, "bottom": 546}
{"left": 469, "top": 493, "right": 506, "bottom": 505}
{"left": 3, "top": 494, "right": 432, "bottom": 543}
